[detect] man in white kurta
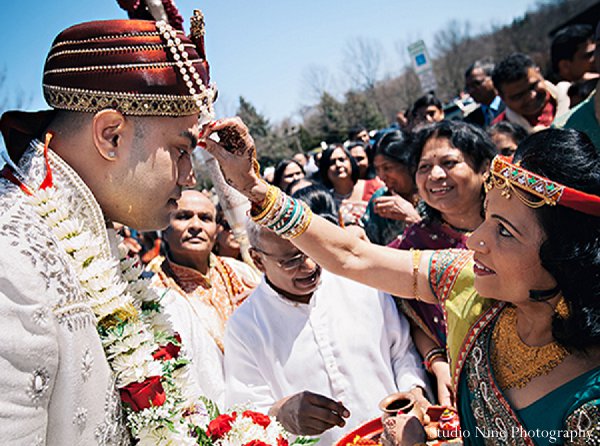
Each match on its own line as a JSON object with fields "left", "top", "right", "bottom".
{"left": 149, "top": 190, "right": 259, "bottom": 406}
{"left": 224, "top": 224, "right": 428, "bottom": 445}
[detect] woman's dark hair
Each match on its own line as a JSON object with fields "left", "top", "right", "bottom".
{"left": 513, "top": 128, "right": 600, "bottom": 352}
{"left": 487, "top": 121, "right": 528, "bottom": 146}
{"left": 291, "top": 183, "right": 339, "bottom": 225}
{"left": 373, "top": 129, "right": 413, "bottom": 167}
{"left": 411, "top": 121, "right": 497, "bottom": 220}
{"left": 272, "top": 159, "right": 304, "bottom": 189}
{"left": 318, "top": 145, "right": 359, "bottom": 189}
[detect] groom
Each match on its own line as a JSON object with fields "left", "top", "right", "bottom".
{"left": 0, "top": 9, "right": 216, "bottom": 445}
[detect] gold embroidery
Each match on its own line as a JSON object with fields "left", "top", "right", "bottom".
{"left": 190, "top": 10, "right": 206, "bottom": 38}
{"left": 43, "top": 84, "right": 215, "bottom": 117}
{"left": 564, "top": 401, "right": 600, "bottom": 445}
{"left": 491, "top": 306, "right": 568, "bottom": 389}
{"left": 46, "top": 43, "right": 196, "bottom": 62}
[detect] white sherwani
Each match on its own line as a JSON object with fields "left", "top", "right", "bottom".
{"left": 224, "top": 271, "right": 428, "bottom": 445}
{"left": 0, "top": 142, "right": 130, "bottom": 445}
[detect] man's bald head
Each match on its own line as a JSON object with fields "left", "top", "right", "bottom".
{"left": 247, "top": 221, "right": 321, "bottom": 303}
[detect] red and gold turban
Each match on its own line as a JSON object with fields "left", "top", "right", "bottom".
{"left": 42, "top": 11, "right": 216, "bottom": 119}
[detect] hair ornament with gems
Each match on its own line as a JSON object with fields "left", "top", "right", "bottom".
{"left": 487, "top": 155, "right": 600, "bottom": 216}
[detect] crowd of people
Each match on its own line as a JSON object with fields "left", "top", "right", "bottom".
{"left": 0, "top": 1, "right": 599, "bottom": 445}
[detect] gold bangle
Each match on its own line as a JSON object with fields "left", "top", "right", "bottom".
{"left": 251, "top": 183, "right": 278, "bottom": 221}
{"left": 410, "top": 248, "right": 421, "bottom": 301}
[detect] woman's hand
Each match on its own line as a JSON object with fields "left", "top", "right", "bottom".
{"left": 373, "top": 195, "right": 421, "bottom": 224}
{"left": 430, "top": 359, "right": 454, "bottom": 407}
{"left": 201, "top": 117, "right": 267, "bottom": 203}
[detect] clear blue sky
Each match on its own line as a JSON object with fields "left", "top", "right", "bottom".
{"left": 1, "top": 0, "right": 544, "bottom": 123}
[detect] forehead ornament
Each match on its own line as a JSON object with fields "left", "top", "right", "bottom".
{"left": 486, "top": 155, "right": 600, "bottom": 216}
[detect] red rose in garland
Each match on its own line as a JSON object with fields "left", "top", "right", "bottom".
{"left": 152, "top": 333, "right": 182, "bottom": 361}
{"left": 277, "top": 436, "right": 289, "bottom": 446}
{"left": 119, "top": 376, "right": 166, "bottom": 411}
{"left": 243, "top": 441, "right": 269, "bottom": 446}
{"left": 242, "top": 410, "right": 272, "bottom": 429}
{"left": 207, "top": 412, "right": 237, "bottom": 439}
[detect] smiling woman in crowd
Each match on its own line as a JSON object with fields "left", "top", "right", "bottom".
{"left": 319, "top": 144, "right": 381, "bottom": 226}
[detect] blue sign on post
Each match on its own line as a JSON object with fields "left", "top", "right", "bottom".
{"left": 407, "top": 40, "right": 437, "bottom": 93}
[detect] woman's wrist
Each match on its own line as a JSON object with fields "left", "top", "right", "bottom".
{"left": 248, "top": 179, "right": 269, "bottom": 204}
{"left": 423, "top": 346, "right": 447, "bottom": 373}
{"left": 430, "top": 357, "right": 450, "bottom": 375}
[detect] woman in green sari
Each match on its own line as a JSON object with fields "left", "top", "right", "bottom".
{"left": 201, "top": 121, "right": 600, "bottom": 445}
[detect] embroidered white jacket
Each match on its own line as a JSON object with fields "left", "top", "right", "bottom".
{"left": 0, "top": 142, "right": 130, "bottom": 445}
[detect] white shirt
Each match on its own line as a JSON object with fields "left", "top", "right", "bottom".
{"left": 224, "top": 270, "right": 428, "bottom": 445}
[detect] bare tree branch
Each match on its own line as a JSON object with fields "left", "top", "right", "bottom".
{"left": 301, "top": 64, "right": 333, "bottom": 103}
{"left": 342, "top": 36, "right": 384, "bottom": 91}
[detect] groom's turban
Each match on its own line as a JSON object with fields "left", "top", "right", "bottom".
{"left": 42, "top": 12, "right": 216, "bottom": 118}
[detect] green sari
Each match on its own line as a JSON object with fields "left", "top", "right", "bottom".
{"left": 428, "top": 249, "right": 600, "bottom": 445}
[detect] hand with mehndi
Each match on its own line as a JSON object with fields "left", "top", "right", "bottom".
{"left": 200, "top": 117, "right": 267, "bottom": 203}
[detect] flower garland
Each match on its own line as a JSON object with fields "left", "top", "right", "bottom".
{"left": 0, "top": 136, "right": 319, "bottom": 445}
{"left": 27, "top": 185, "right": 209, "bottom": 445}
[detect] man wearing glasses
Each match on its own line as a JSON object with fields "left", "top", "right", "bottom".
{"left": 224, "top": 222, "right": 429, "bottom": 445}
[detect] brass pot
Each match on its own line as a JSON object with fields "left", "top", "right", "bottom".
{"left": 378, "top": 392, "right": 416, "bottom": 421}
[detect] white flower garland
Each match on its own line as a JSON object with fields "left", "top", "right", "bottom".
{"left": 27, "top": 186, "right": 210, "bottom": 445}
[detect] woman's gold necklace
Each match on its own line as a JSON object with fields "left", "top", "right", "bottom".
{"left": 491, "top": 306, "right": 569, "bottom": 389}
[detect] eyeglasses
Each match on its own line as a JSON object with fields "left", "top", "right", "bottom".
{"left": 254, "top": 248, "right": 310, "bottom": 271}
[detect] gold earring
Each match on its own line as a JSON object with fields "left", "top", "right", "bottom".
{"left": 555, "top": 295, "right": 570, "bottom": 319}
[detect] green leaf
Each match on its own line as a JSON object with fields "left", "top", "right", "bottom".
{"left": 199, "top": 396, "right": 221, "bottom": 419}
{"left": 193, "top": 426, "right": 212, "bottom": 445}
{"left": 291, "top": 437, "right": 320, "bottom": 445}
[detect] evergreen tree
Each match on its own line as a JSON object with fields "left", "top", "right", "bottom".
{"left": 236, "top": 96, "right": 270, "bottom": 139}
{"left": 343, "top": 91, "right": 387, "bottom": 132}
{"left": 317, "top": 92, "right": 348, "bottom": 143}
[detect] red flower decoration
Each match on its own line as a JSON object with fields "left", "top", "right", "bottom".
{"left": 277, "top": 436, "right": 289, "bottom": 446}
{"left": 152, "top": 334, "right": 182, "bottom": 361}
{"left": 119, "top": 376, "right": 166, "bottom": 412}
{"left": 242, "top": 410, "right": 271, "bottom": 429}
{"left": 207, "top": 412, "right": 237, "bottom": 439}
{"left": 243, "top": 441, "right": 269, "bottom": 446}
